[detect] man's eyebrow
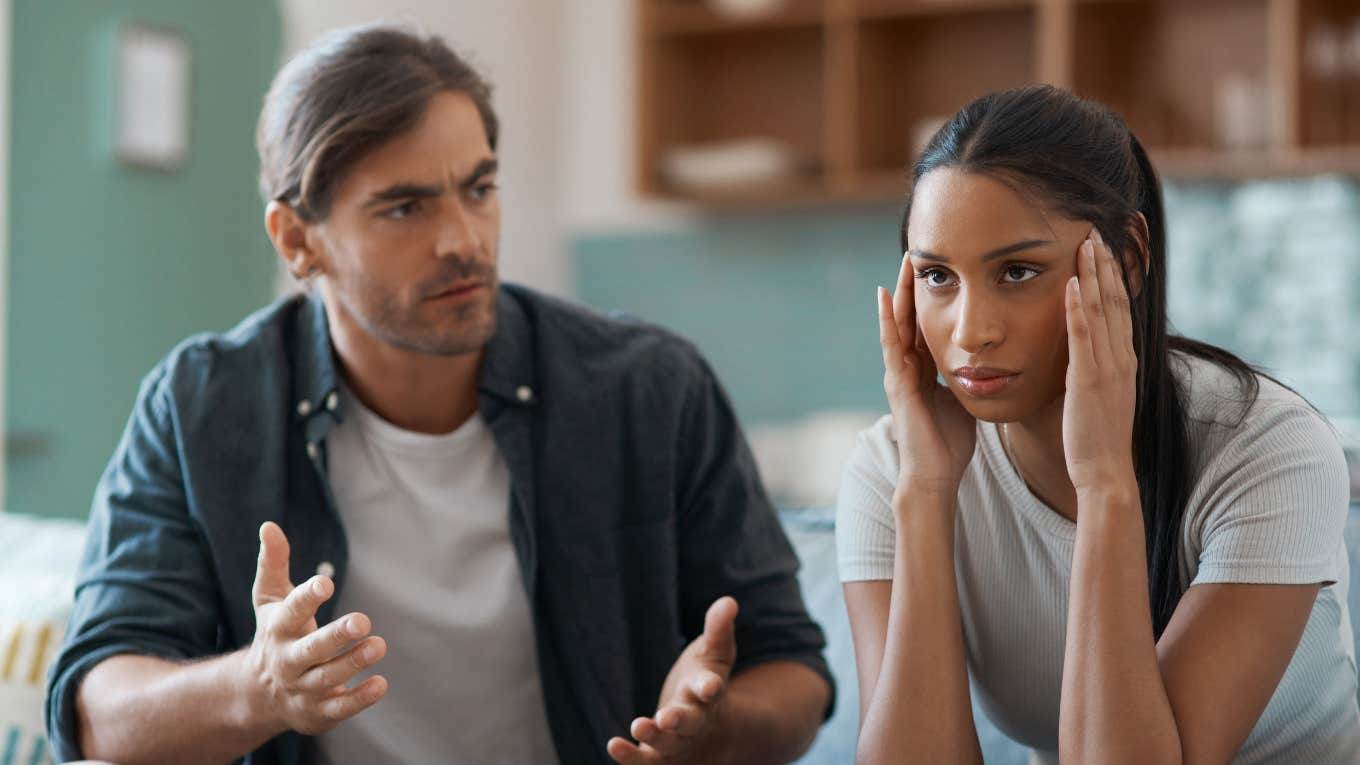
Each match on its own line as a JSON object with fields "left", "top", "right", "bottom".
{"left": 361, "top": 159, "right": 499, "bottom": 209}
{"left": 363, "top": 183, "right": 443, "bottom": 209}
{"left": 458, "top": 158, "right": 499, "bottom": 188}
{"left": 909, "top": 239, "right": 1055, "bottom": 264}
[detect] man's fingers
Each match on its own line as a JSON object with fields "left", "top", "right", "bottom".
{"left": 295, "top": 634, "right": 384, "bottom": 692}
{"left": 656, "top": 700, "right": 708, "bottom": 736}
{"left": 699, "top": 596, "right": 738, "bottom": 669}
{"left": 605, "top": 737, "right": 652, "bottom": 765}
{"left": 288, "top": 612, "right": 371, "bottom": 671}
{"left": 316, "top": 674, "right": 388, "bottom": 724}
{"left": 252, "top": 521, "right": 294, "bottom": 605}
{"left": 686, "top": 669, "right": 725, "bottom": 704}
{"left": 630, "top": 716, "right": 687, "bottom": 755}
{"left": 273, "top": 575, "right": 332, "bottom": 636}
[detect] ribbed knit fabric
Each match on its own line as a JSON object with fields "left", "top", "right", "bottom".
{"left": 836, "top": 353, "right": 1360, "bottom": 763}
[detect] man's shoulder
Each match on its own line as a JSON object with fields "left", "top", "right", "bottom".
{"left": 506, "top": 283, "right": 710, "bottom": 384}
{"left": 145, "top": 293, "right": 307, "bottom": 403}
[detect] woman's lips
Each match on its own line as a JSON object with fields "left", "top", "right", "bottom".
{"left": 953, "top": 367, "right": 1021, "bottom": 397}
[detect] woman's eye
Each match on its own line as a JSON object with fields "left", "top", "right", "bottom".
{"left": 915, "top": 268, "right": 955, "bottom": 288}
{"left": 1003, "top": 265, "right": 1039, "bottom": 283}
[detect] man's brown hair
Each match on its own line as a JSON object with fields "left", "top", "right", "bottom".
{"left": 256, "top": 23, "right": 498, "bottom": 222}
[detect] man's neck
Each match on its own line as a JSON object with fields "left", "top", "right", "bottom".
{"left": 324, "top": 299, "right": 482, "bottom": 436}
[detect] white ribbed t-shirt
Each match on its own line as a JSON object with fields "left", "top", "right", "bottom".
{"left": 836, "top": 353, "right": 1360, "bottom": 764}
{"left": 315, "top": 389, "right": 558, "bottom": 764}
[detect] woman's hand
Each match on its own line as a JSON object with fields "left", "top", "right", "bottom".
{"left": 878, "top": 253, "right": 976, "bottom": 501}
{"left": 1062, "top": 229, "right": 1138, "bottom": 496}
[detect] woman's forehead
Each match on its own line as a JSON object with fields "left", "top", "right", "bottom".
{"left": 908, "top": 169, "right": 1083, "bottom": 257}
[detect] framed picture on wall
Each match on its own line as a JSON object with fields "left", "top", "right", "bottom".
{"left": 113, "top": 21, "right": 191, "bottom": 171}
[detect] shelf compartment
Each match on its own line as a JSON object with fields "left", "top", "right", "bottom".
{"left": 855, "top": 6, "right": 1038, "bottom": 175}
{"left": 1073, "top": 0, "right": 1272, "bottom": 152}
{"left": 640, "top": 25, "right": 827, "bottom": 196}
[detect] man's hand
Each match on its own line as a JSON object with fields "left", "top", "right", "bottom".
{"left": 607, "top": 597, "right": 739, "bottom": 764}
{"left": 244, "top": 521, "right": 389, "bottom": 735}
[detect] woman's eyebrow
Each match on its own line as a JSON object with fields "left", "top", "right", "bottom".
{"left": 910, "top": 239, "right": 1055, "bottom": 263}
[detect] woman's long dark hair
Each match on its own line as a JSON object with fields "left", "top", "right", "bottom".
{"left": 904, "top": 85, "right": 1260, "bottom": 639}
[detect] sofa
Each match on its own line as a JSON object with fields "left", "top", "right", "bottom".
{"left": 4, "top": 505, "right": 1359, "bottom": 765}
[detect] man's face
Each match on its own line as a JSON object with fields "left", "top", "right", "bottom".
{"left": 906, "top": 168, "right": 1093, "bottom": 423}
{"left": 309, "top": 91, "right": 500, "bottom": 356}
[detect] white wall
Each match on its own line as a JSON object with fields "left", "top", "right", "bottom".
{"left": 281, "top": 0, "right": 573, "bottom": 295}
{"left": 558, "top": 0, "right": 691, "bottom": 235}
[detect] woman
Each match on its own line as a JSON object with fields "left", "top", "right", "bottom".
{"left": 838, "top": 84, "right": 1359, "bottom": 764}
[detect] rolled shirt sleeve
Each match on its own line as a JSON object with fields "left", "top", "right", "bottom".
{"left": 672, "top": 352, "right": 836, "bottom": 719}
{"left": 45, "top": 366, "right": 223, "bottom": 761}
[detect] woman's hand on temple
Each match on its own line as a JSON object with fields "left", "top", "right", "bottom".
{"left": 1061, "top": 229, "right": 1138, "bottom": 498}
{"left": 878, "top": 253, "right": 976, "bottom": 504}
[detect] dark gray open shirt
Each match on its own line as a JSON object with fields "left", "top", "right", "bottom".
{"left": 46, "top": 284, "right": 833, "bottom": 763}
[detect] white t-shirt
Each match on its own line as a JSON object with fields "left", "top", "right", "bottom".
{"left": 315, "top": 389, "right": 558, "bottom": 764}
{"left": 837, "top": 353, "right": 1360, "bottom": 764}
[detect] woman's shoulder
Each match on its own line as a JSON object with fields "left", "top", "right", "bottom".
{"left": 1173, "top": 350, "right": 1347, "bottom": 508}
{"left": 840, "top": 414, "right": 900, "bottom": 493}
{"left": 1174, "top": 351, "right": 1333, "bottom": 433}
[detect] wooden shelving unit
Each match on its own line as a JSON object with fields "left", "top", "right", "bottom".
{"left": 636, "top": 0, "right": 1360, "bottom": 207}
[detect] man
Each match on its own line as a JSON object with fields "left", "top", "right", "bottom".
{"left": 45, "top": 22, "right": 832, "bottom": 765}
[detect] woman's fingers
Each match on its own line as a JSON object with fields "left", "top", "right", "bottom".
{"left": 1092, "top": 229, "right": 1136, "bottom": 372}
{"left": 1066, "top": 275, "right": 1094, "bottom": 382}
{"left": 878, "top": 286, "right": 906, "bottom": 378}
{"left": 892, "top": 253, "right": 916, "bottom": 355}
{"left": 1078, "top": 233, "right": 1113, "bottom": 368}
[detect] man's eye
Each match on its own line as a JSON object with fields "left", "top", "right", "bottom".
{"left": 469, "top": 183, "right": 497, "bottom": 201}
{"left": 385, "top": 200, "right": 418, "bottom": 219}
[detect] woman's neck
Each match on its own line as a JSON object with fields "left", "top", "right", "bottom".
{"left": 999, "top": 396, "right": 1079, "bottom": 521}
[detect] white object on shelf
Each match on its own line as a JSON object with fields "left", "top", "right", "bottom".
{"left": 659, "top": 137, "right": 802, "bottom": 191}
{"left": 114, "top": 21, "right": 192, "bottom": 170}
{"left": 708, "top": 0, "right": 787, "bottom": 19}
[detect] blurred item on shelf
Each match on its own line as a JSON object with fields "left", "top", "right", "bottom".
{"left": 707, "top": 0, "right": 787, "bottom": 20}
{"left": 1214, "top": 73, "right": 1272, "bottom": 151}
{"left": 1306, "top": 18, "right": 1344, "bottom": 145}
{"left": 659, "top": 137, "right": 806, "bottom": 192}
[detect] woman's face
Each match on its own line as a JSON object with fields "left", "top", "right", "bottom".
{"left": 906, "top": 168, "right": 1094, "bottom": 423}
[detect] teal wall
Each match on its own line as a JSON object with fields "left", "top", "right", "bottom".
{"left": 573, "top": 207, "right": 903, "bottom": 425}
{"left": 6, "top": 0, "right": 282, "bottom": 518}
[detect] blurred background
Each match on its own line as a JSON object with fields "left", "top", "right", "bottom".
{"left": 4, "top": 0, "right": 1359, "bottom": 522}
{"left": 1, "top": 2, "right": 1359, "bottom": 762}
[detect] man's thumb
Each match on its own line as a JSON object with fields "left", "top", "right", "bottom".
{"left": 252, "top": 521, "right": 293, "bottom": 603}
{"left": 700, "top": 596, "right": 739, "bottom": 669}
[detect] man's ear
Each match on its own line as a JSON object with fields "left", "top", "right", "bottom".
{"left": 1124, "top": 212, "right": 1151, "bottom": 298}
{"left": 265, "top": 200, "right": 322, "bottom": 281}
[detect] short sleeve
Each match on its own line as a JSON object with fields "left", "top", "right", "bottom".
{"left": 835, "top": 416, "right": 900, "bottom": 582}
{"left": 1188, "top": 402, "right": 1350, "bottom": 587}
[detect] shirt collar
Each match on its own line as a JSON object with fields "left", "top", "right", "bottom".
{"left": 291, "top": 285, "right": 537, "bottom": 429}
